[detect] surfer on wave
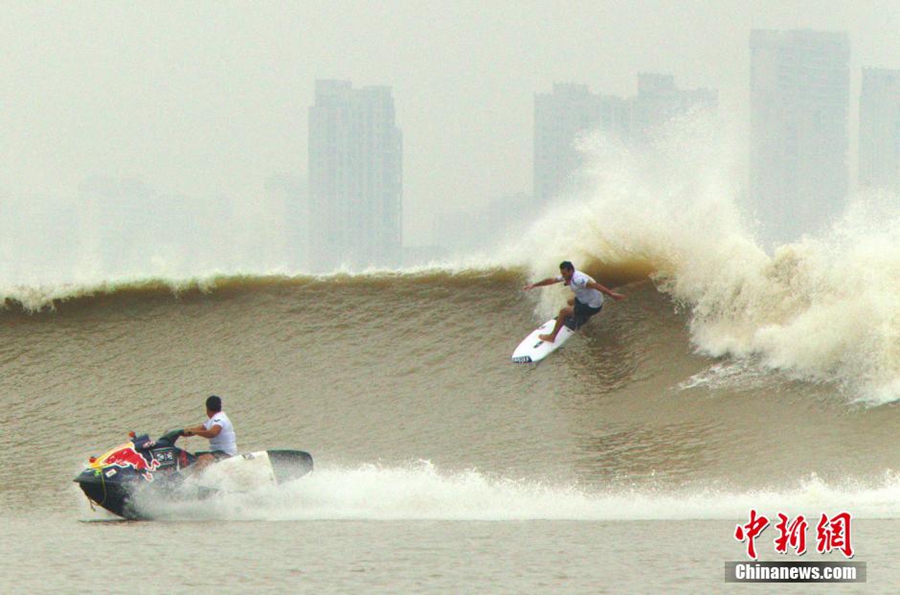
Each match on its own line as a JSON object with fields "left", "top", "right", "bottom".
{"left": 523, "top": 261, "right": 625, "bottom": 343}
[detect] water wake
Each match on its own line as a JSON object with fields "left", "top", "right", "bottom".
{"left": 129, "top": 461, "right": 900, "bottom": 522}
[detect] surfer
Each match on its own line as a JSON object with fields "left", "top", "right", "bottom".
{"left": 523, "top": 261, "right": 625, "bottom": 343}
{"left": 182, "top": 395, "right": 238, "bottom": 470}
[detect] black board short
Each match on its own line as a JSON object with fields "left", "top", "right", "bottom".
{"left": 565, "top": 299, "right": 603, "bottom": 330}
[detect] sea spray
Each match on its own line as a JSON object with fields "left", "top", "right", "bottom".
{"left": 513, "top": 112, "right": 900, "bottom": 403}
{"left": 122, "top": 462, "right": 900, "bottom": 522}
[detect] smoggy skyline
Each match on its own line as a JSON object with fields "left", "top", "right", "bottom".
{"left": 3, "top": 2, "right": 900, "bottom": 246}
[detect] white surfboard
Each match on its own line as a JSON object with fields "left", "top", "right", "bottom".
{"left": 511, "top": 318, "right": 576, "bottom": 364}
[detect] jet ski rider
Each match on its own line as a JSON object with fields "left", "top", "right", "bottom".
{"left": 182, "top": 395, "right": 238, "bottom": 470}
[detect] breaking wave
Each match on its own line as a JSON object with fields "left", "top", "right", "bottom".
{"left": 6, "top": 112, "right": 900, "bottom": 404}
{"left": 508, "top": 115, "right": 900, "bottom": 404}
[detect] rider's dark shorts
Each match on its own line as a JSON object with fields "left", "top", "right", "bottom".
{"left": 574, "top": 299, "right": 603, "bottom": 319}
{"left": 571, "top": 299, "right": 603, "bottom": 329}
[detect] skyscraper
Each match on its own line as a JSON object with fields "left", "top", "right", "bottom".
{"left": 533, "top": 77, "right": 716, "bottom": 203}
{"left": 749, "top": 29, "right": 850, "bottom": 246}
{"left": 630, "top": 73, "right": 717, "bottom": 142}
{"left": 859, "top": 68, "right": 900, "bottom": 191}
{"left": 534, "top": 83, "right": 628, "bottom": 203}
{"left": 308, "top": 80, "right": 403, "bottom": 272}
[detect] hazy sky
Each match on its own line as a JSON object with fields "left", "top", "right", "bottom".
{"left": 3, "top": 1, "right": 900, "bottom": 245}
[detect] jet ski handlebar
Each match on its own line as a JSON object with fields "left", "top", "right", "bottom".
{"left": 156, "top": 428, "right": 186, "bottom": 446}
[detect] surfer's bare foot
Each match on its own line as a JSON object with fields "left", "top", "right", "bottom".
{"left": 538, "top": 334, "right": 555, "bottom": 343}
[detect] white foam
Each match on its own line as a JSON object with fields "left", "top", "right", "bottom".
{"left": 510, "top": 113, "right": 900, "bottom": 403}
{"left": 125, "top": 462, "right": 900, "bottom": 522}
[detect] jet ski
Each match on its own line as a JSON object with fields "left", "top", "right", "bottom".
{"left": 74, "top": 429, "right": 313, "bottom": 519}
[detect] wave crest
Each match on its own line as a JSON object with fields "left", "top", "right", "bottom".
{"left": 512, "top": 113, "right": 900, "bottom": 403}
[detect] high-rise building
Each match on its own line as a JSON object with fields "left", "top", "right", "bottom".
{"left": 630, "top": 73, "right": 717, "bottom": 141}
{"left": 308, "top": 80, "right": 403, "bottom": 272}
{"left": 534, "top": 84, "right": 628, "bottom": 203}
{"left": 859, "top": 68, "right": 900, "bottom": 191}
{"left": 749, "top": 29, "right": 850, "bottom": 246}
{"left": 533, "top": 77, "right": 716, "bottom": 203}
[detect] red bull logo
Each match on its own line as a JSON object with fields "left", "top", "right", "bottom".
{"left": 92, "top": 443, "right": 161, "bottom": 481}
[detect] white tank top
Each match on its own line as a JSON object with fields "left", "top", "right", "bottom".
{"left": 556, "top": 270, "right": 604, "bottom": 308}
{"left": 204, "top": 411, "right": 238, "bottom": 456}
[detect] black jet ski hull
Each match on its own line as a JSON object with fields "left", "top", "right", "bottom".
{"left": 75, "top": 432, "right": 313, "bottom": 520}
{"left": 75, "top": 471, "right": 139, "bottom": 519}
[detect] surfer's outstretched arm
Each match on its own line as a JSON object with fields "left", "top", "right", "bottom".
{"left": 523, "top": 277, "right": 560, "bottom": 291}
{"left": 587, "top": 281, "right": 626, "bottom": 301}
